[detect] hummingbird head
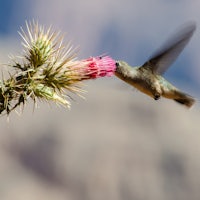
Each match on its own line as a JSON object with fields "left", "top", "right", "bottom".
{"left": 115, "top": 60, "right": 128, "bottom": 67}
{"left": 115, "top": 60, "right": 133, "bottom": 75}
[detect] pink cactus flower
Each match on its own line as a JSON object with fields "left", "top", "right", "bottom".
{"left": 82, "top": 56, "right": 116, "bottom": 79}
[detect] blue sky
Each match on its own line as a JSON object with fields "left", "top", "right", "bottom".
{"left": 0, "top": 0, "right": 33, "bottom": 35}
{"left": 0, "top": 0, "right": 200, "bottom": 95}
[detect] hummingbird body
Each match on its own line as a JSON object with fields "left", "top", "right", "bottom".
{"left": 115, "top": 61, "right": 195, "bottom": 107}
{"left": 115, "top": 22, "right": 196, "bottom": 108}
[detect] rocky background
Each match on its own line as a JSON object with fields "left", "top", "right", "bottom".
{"left": 0, "top": 0, "right": 200, "bottom": 199}
{"left": 0, "top": 78, "right": 200, "bottom": 200}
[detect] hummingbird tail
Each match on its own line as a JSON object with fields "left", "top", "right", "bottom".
{"left": 173, "top": 91, "right": 195, "bottom": 108}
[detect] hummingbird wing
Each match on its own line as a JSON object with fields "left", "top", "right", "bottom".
{"left": 141, "top": 22, "right": 196, "bottom": 75}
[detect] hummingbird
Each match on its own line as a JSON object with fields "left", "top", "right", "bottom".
{"left": 115, "top": 22, "right": 196, "bottom": 108}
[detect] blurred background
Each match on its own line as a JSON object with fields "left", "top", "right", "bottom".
{"left": 0, "top": 0, "right": 200, "bottom": 199}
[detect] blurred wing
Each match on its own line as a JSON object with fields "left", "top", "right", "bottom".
{"left": 141, "top": 22, "right": 196, "bottom": 75}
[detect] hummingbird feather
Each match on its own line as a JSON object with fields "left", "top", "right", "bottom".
{"left": 141, "top": 21, "right": 196, "bottom": 75}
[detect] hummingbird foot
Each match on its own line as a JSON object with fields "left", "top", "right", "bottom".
{"left": 154, "top": 94, "right": 161, "bottom": 100}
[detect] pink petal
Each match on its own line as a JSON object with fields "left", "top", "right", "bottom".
{"left": 83, "top": 56, "right": 116, "bottom": 79}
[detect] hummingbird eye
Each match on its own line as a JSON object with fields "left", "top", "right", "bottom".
{"left": 115, "top": 62, "right": 119, "bottom": 67}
